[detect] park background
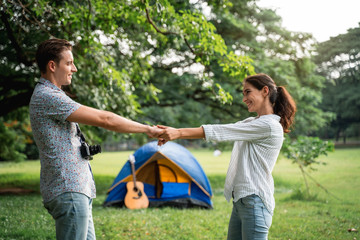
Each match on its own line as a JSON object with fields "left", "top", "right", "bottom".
{"left": 1, "top": 0, "right": 360, "bottom": 239}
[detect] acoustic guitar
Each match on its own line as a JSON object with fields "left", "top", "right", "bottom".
{"left": 124, "top": 154, "right": 149, "bottom": 209}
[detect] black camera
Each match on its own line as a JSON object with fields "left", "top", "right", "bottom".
{"left": 80, "top": 142, "right": 102, "bottom": 160}
{"left": 76, "top": 124, "right": 101, "bottom": 160}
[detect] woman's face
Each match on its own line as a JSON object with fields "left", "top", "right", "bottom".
{"left": 242, "top": 81, "right": 268, "bottom": 114}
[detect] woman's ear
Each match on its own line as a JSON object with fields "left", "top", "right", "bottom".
{"left": 262, "top": 86, "right": 269, "bottom": 97}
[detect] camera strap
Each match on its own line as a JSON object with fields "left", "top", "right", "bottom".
{"left": 75, "top": 124, "right": 95, "bottom": 176}
{"left": 75, "top": 123, "right": 86, "bottom": 143}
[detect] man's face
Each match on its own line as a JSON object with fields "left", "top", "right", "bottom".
{"left": 53, "top": 50, "right": 77, "bottom": 86}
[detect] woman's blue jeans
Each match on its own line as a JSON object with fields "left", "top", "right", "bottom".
{"left": 227, "top": 194, "right": 272, "bottom": 240}
{"left": 44, "top": 192, "right": 96, "bottom": 240}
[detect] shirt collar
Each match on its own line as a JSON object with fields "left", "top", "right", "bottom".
{"left": 39, "top": 77, "right": 62, "bottom": 91}
{"left": 257, "top": 114, "right": 281, "bottom": 122}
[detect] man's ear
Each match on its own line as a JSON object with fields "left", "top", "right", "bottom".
{"left": 47, "top": 60, "right": 56, "bottom": 73}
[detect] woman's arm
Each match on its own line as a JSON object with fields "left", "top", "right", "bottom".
{"left": 157, "top": 125, "right": 205, "bottom": 145}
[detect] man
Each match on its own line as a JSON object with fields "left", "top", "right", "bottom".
{"left": 29, "top": 38, "right": 163, "bottom": 239}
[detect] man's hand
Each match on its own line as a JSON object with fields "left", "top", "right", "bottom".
{"left": 146, "top": 125, "right": 165, "bottom": 139}
{"left": 156, "top": 125, "right": 170, "bottom": 146}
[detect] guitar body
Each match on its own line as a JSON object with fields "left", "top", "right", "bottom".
{"left": 124, "top": 181, "right": 149, "bottom": 209}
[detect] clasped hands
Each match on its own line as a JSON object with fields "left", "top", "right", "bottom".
{"left": 146, "top": 125, "right": 179, "bottom": 146}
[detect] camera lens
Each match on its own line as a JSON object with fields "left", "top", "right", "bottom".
{"left": 89, "top": 145, "right": 101, "bottom": 155}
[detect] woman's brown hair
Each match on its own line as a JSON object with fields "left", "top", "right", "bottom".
{"left": 244, "top": 73, "right": 296, "bottom": 133}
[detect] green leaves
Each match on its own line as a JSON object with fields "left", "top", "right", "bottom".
{"left": 281, "top": 136, "right": 335, "bottom": 198}
{"left": 0, "top": 120, "right": 27, "bottom": 162}
{"left": 215, "top": 83, "right": 233, "bottom": 104}
{"left": 282, "top": 136, "right": 334, "bottom": 169}
{"left": 219, "top": 51, "right": 254, "bottom": 79}
{"left": 1, "top": 0, "right": 338, "bottom": 161}
{"left": 141, "top": 1, "right": 254, "bottom": 104}
{"left": 314, "top": 25, "right": 360, "bottom": 141}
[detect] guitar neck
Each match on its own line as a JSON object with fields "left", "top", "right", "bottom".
{"left": 130, "top": 161, "right": 137, "bottom": 188}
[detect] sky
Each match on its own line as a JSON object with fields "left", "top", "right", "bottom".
{"left": 257, "top": 0, "right": 360, "bottom": 42}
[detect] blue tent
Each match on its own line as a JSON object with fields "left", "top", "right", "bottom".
{"left": 103, "top": 141, "right": 213, "bottom": 209}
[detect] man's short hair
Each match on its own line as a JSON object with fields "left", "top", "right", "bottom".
{"left": 36, "top": 38, "right": 73, "bottom": 73}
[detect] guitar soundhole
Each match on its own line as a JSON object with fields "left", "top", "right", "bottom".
{"left": 132, "top": 186, "right": 143, "bottom": 199}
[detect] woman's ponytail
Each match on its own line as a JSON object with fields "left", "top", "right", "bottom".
{"left": 273, "top": 86, "right": 296, "bottom": 133}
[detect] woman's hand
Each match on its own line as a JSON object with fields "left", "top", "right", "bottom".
{"left": 156, "top": 125, "right": 181, "bottom": 146}
{"left": 156, "top": 125, "right": 205, "bottom": 146}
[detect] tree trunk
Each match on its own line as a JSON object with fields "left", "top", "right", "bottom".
{"left": 299, "top": 164, "right": 310, "bottom": 196}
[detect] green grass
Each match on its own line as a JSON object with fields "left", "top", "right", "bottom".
{"left": 1, "top": 148, "right": 360, "bottom": 239}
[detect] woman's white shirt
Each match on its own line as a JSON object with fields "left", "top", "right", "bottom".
{"left": 202, "top": 114, "right": 284, "bottom": 215}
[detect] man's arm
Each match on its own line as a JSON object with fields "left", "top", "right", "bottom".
{"left": 66, "top": 105, "right": 162, "bottom": 137}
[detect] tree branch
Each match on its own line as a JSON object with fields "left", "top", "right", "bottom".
{"left": 142, "top": 0, "right": 196, "bottom": 55}
{"left": 183, "top": 37, "right": 196, "bottom": 55}
{"left": 0, "top": 79, "right": 32, "bottom": 95}
{"left": 14, "top": 0, "right": 54, "bottom": 37}
{"left": 295, "top": 158, "right": 340, "bottom": 200}
{"left": 302, "top": 168, "right": 340, "bottom": 200}
{"left": 0, "top": 90, "right": 33, "bottom": 117}
{"left": 86, "top": 0, "right": 92, "bottom": 32}
{"left": 0, "top": 9, "right": 33, "bottom": 66}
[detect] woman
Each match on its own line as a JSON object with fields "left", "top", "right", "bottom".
{"left": 158, "top": 73, "right": 296, "bottom": 240}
